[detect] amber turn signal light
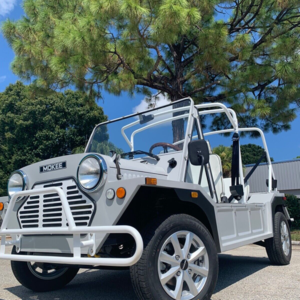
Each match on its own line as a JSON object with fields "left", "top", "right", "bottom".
{"left": 191, "top": 192, "right": 198, "bottom": 198}
{"left": 0, "top": 202, "right": 4, "bottom": 211}
{"left": 116, "top": 187, "right": 126, "bottom": 199}
{"left": 145, "top": 178, "right": 157, "bottom": 185}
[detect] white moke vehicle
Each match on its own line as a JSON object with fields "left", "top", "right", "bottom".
{"left": 0, "top": 98, "right": 292, "bottom": 300}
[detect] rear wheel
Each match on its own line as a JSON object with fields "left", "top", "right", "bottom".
{"left": 11, "top": 247, "right": 79, "bottom": 292}
{"left": 130, "top": 214, "right": 218, "bottom": 300}
{"left": 265, "top": 212, "right": 292, "bottom": 265}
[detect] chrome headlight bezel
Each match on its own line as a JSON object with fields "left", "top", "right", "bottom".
{"left": 7, "top": 170, "right": 28, "bottom": 201}
{"left": 77, "top": 154, "right": 107, "bottom": 192}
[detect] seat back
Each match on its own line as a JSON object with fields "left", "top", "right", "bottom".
{"left": 185, "top": 153, "right": 225, "bottom": 202}
{"left": 209, "top": 154, "right": 225, "bottom": 201}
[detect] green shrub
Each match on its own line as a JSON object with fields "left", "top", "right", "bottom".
{"left": 285, "top": 194, "right": 300, "bottom": 229}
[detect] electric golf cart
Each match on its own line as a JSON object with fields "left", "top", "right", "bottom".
{"left": 0, "top": 98, "right": 292, "bottom": 300}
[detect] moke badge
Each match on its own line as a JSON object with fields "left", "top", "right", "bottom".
{"left": 40, "top": 162, "right": 67, "bottom": 173}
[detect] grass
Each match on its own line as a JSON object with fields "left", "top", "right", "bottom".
{"left": 291, "top": 230, "right": 300, "bottom": 241}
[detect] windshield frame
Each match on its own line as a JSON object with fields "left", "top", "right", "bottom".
{"left": 85, "top": 97, "right": 195, "bottom": 155}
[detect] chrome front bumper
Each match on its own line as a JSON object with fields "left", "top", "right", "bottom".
{"left": 0, "top": 187, "right": 143, "bottom": 266}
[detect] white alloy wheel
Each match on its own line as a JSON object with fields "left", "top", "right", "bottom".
{"left": 265, "top": 211, "right": 292, "bottom": 265}
{"left": 280, "top": 221, "right": 291, "bottom": 256}
{"left": 158, "top": 231, "right": 209, "bottom": 300}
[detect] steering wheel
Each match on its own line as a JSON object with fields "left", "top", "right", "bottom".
{"left": 149, "top": 142, "right": 181, "bottom": 154}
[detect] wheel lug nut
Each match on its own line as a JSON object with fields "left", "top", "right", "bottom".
{"left": 175, "top": 255, "right": 180, "bottom": 261}
{"left": 176, "top": 271, "right": 181, "bottom": 276}
{"left": 188, "top": 269, "right": 192, "bottom": 274}
{"left": 187, "top": 254, "right": 191, "bottom": 259}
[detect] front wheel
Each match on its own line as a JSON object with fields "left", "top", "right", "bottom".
{"left": 130, "top": 214, "right": 219, "bottom": 300}
{"left": 265, "top": 212, "right": 292, "bottom": 265}
{"left": 11, "top": 247, "right": 79, "bottom": 292}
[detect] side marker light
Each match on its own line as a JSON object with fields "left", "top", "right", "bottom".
{"left": 145, "top": 178, "right": 157, "bottom": 185}
{"left": 116, "top": 187, "right": 126, "bottom": 199}
{"left": 191, "top": 192, "right": 198, "bottom": 198}
{"left": 0, "top": 202, "right": 3, "bottom": 211}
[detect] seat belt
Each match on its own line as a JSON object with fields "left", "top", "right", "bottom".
{"left": 231, "top": 132, "right": 240, "bottom": 187}
{"left": 228, "top": 132, "right": 242, "bottom": 203}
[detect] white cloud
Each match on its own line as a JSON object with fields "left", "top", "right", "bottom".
{"left": 133, "top": 93, "right": 171, "bottom": 114}
{"left": 0, "top": 0, "right": 17, "bottom": 17}
{"left": 0, "top": 76, "right": 6, "bottom": 83}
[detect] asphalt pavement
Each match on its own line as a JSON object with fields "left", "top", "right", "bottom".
{"left": 0, "top": 244, "right": 299, "bottom": 300}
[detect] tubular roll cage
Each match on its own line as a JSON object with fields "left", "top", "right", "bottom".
{"left": 0, "top": 187, "right": 143, "bottom": 266}
{"left": 92, "top": 97, "right": 275, "bottom": 196}
{"left": 195, "top": 102, "right": 276, "bottom": 195}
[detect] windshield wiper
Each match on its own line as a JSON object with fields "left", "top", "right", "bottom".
{"left": 121, "top": 150, "right": 160, "bottom": 161}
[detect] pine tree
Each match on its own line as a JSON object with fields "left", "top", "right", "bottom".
{"left": 2, "top": 0, "right": 300, "bottom": 140}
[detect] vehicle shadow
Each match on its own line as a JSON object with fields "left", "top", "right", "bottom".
{"left": 4, "top": 268, "right": 137, "bottom": 300}
{"left": 214, "top": 253, "right": 270, "bottom": 294}
{"left": 4, "top": 254, "right": 270, "bottom": 300}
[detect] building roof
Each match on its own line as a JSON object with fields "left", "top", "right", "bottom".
{"left": 245, "top": 159, "right": 300, "bottom": 192}
{"left": 245, "top": 158, "right": 300, "bottom": 167}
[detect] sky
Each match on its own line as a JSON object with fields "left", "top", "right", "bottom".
{"left": 0, "top": 1, "right": 299, "bottom": 162}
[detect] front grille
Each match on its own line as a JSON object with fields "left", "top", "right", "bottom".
{"left": 18, "top": 179, "right": 95, "bottom": 229}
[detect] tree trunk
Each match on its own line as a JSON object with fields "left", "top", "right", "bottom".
{"left": 171, "top": 95, "right": 188, "bottom": 149}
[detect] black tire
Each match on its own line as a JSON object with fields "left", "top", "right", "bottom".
{"left": 11, "top": 247, "right": 79, "bottom": 292}
{"left": 265, "top": 212, "right": 292, "bottom": 265}
{"left": 130, "top": 214, "right": 219, "bottom": 300}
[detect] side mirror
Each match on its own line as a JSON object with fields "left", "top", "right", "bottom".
{"left": 188, "top": 140, "right": 210, "bottom": 166}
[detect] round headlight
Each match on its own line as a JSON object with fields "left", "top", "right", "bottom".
{"left": 77, "top": 155, "right": 107, "bottom": 191}
{"left": 8, "top": 171, "right": 26, "bottom": 198}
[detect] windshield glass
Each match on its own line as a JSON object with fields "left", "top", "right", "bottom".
{"left": 86, "top": 99, "right": 192, "bottom": 159}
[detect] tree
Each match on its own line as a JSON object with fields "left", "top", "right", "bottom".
{"left": 0, "top": 82, "right": 107, "bottom": 196}
{"left": 240, "top": 143, "right": 274, "bottom": 165}
{"left": 286, "top": 194, "right": 300, "bottom": 229}
{"left": 3, "top": 0, "right": 300, "bottom": 142}
{"left": 295, "top": 156, "right": 300, "bottom": 159}
{"left": 212, "top": 145, "right": 232, "bottom": 177}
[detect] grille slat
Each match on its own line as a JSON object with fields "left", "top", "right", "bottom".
{"left": 44, "top": 203, "right": 62, "bottom": 208}
{"left": 20, "top": 215, "right": 39, "bottom": 219}
{"left": 67, "top": 185, "right": 77, "bottom": 190}
{"left": 42, "top": 219, "right": 62, "bottom": 223}
{"left": 43, "top": 197, "right": 60, "bottom": 203}
{"left": 27, "top": 200, "right": 39, "bottom": 205}
{"left": 43, "top": 224, "right": 62, "bottom": 227}
{"left": 43, "top": 213, "right": 62, "bottom": 218}
{"left": 68, "top": 200, "right": 86, "bottom": 205}
{"left": 21, "top": 220, "right": 39, "bottom": 224}
{"left": 72, "top": 211, "right": 92, "bottom": 216}
{"left": 75, "top": 222, "right": 88, "bottom": 226}
{"left": 67, "top": 190, "right": 79, "bottom": 195}
{"left": 67, "top": 195, "right": 83, "bottom": 200}
{"left": 69, "top": 204, "right": 93, "bottom": 209}
{"left": 18, "top": 179, "right": 95, "bottom": 228}
{"left": 43, "top": 208, "right": 63, "bottom": 214}
{"left": 24, "top": 205, "right": 39, "bottom": 210}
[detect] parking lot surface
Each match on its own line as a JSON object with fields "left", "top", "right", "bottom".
{"left": 0, "top": 244, "right": 299, "bottom": 300}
